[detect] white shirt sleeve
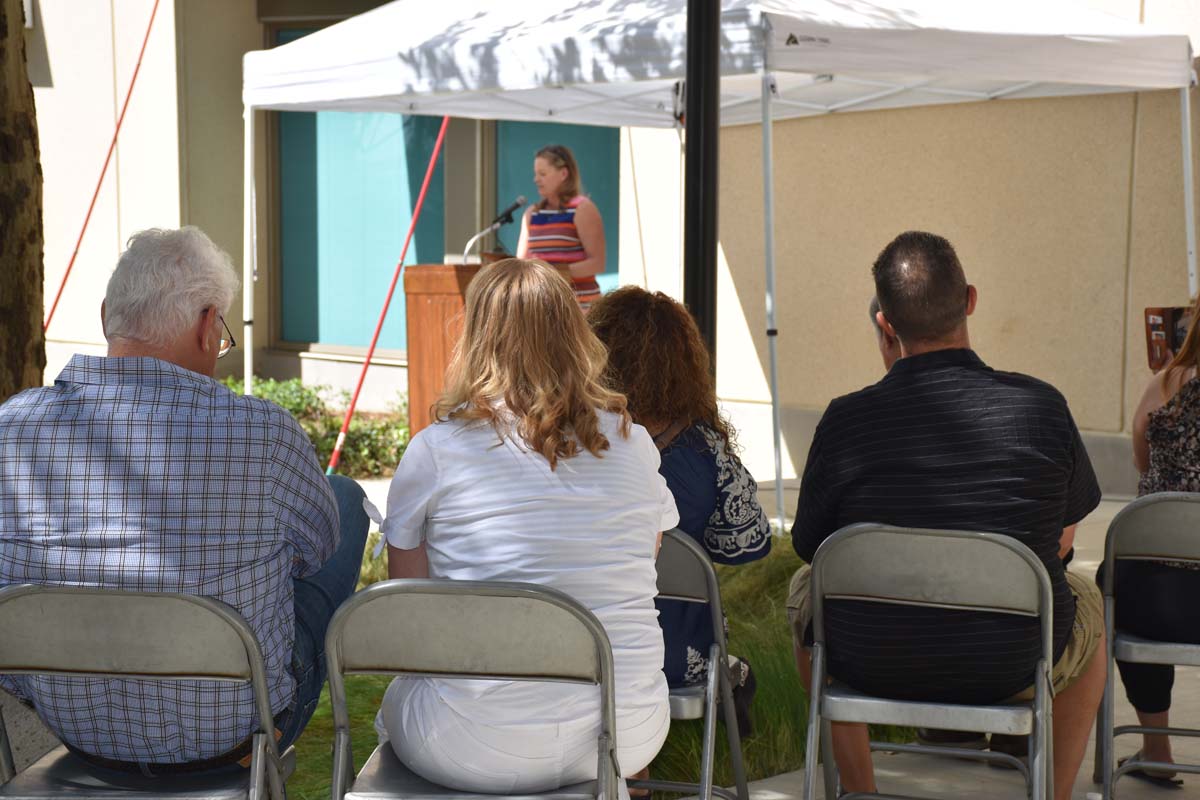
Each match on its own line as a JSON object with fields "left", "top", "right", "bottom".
{"left": 381, "top": 430, "right": 438, "bottom": 550}
{"left": 635, "top": 424, "right": 680, "bottom": 532}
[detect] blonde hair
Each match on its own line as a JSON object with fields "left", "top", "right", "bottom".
{"left": 434, "top": 258, "right": 629, "bottom": 468}
{"left": 535, "top": 144, "right": 582, "bottom": 210}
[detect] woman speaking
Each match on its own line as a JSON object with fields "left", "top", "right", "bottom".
{"left": 517, "top": 144, "right": 606, "bottom": 311}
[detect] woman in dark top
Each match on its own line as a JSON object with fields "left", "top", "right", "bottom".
{"left": 589, "top": 286, "right": 771, "bottom": 734}
{"left": 1110, "top": 304, "right": 1200, "bottom": 785}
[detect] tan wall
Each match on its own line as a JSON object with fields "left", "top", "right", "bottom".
{"left": 621, "top": 84, "right": 1199, "bottom": 486}
{"left": 31, "top": 0, "right": 181, "bottom": 376}
{"left": 175, "top": 0, "right": 265, "bottom": 379}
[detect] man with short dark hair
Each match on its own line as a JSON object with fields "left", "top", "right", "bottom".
{"left": 787, "top": 231, "right": 1105, "bottom": 800}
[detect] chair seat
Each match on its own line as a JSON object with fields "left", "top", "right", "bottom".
{"left": 668, "top": 683, "right": 706, "bottom": 720}
{"left": 1115, "top": 632, "right": 1200, "bottom": 667}
{"left": 820, "top": 682, "right": 1033, "bottom": 736}
{"left": 0, "top": 746, "right": 251, "bottom": 800}
{"left": 346, "top": 745, "right": 599, "bottom": 800}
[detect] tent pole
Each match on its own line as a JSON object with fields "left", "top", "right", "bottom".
{"left": 242, "top": 105, "right": 255, "bottom": 395}
{"left": 760, "top": 22, "right": 785, "bottom": 534}
{"left": 1183, "top": 84, "right": 1197, "bottom": 298}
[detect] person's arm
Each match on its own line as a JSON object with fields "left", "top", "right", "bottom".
{"left": 380, "top": 432, "right": 438, "bottom": 572}
{"left": 387, "top": 543, "right": 429, "bottom": 579}
{"left": 1131, "top": 372, "right": 1168, "bottom": 474}
{"left": 1058, "top": 524, "right": 1077, "bottom": 560}
{"left": 272, "top": 413, "right": 340, "bottom": 577}
{"left": 516, "top": 206, "right": 533, "bottom": 258}
{"left": 697, "top": 433, "right": 772, "bottom": 565}
{"left": 792, "top": 419, "right": 837, "bottom": 563}
{"left": 567, "top": 198, "right": 605, "bottom": 279}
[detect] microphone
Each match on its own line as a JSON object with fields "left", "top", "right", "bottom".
{"left": 490, "top": 195, "right": 526, "bottom": 227}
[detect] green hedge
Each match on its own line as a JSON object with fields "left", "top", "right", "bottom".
{"left": 221, "top": 377, "right": 408, "bottom": 478}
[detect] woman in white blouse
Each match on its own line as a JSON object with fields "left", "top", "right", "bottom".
{"left": 376, "top": 258, "right": 676, "bottom": 795}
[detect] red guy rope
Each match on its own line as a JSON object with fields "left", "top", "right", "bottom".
{"left": 326, "top": 114, "right": 451, "bottom": 474}
{"left": 43, "top": 0, "right": 161, "bottom": 332}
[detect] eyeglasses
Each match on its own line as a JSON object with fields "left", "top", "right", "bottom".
{"left": 218, "top": 315, "right": 236, "bottom": 358}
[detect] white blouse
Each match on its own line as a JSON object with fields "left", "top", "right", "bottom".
{"left": 379, "top": 408, "right": 678, "bottom": 738}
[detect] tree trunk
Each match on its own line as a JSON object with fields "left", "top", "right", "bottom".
{"left": 0, "top": 0, "right": 44, "bottom": 403}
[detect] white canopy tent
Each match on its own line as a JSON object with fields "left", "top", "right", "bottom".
{"left": 242, "top": 0, "right": 1195, "bottom": 523}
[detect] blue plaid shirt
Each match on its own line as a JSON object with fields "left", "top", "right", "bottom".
{"left": 0, "top": 355, "right": 339, "bottom": 762}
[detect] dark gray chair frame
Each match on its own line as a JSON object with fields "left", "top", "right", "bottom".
{"left": 324, "top": 579, "right": 620, "bottom": 800}
{"left": 0, "top": 584, "right": 290, "bottom": 800}
{"left": 628, "top": 529, "right": 749, "bottom": 800}
{"left": 1092, "top": 492, "right": 1200, "bottom": 799}
{"left": 803, "top": 524, "right": 1055, "bottom": 800}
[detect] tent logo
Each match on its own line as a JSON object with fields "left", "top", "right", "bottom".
{"left": 785, "top": 33, "right": 830, "bottom": 46}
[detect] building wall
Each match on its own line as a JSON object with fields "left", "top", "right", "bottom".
{"left": 175, "top": 0, "right": 264, "bottom": 383}
{"left": 31, "top": 0, "right": 181, "bottom": 375}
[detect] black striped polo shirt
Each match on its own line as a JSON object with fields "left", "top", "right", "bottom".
{"left": 792, "top": 348, "right": 1101, "bottom": 704}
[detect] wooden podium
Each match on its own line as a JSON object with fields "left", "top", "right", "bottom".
{"left": 404, "top": 263, "right": 482, "bottom": 434}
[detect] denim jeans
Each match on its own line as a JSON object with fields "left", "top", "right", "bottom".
{"left": 276, "top": 474, "right": 370, "bottom": 748}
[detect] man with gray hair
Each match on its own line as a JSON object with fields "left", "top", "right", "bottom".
{"left": 0, "top": 227, "right": 369, "bottom": 773}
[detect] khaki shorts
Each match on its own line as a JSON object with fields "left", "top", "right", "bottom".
{"left": 786, "top": 564, "right": 1103, "bottom": 697}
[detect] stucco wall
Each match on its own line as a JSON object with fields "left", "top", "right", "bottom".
{"left": 32, "top": 0, "right": 181, "bottom": 376}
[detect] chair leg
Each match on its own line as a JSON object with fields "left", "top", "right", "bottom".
{"left": 718, "top": 658, "right": 750, "bottom": 800}
{"left": 0, "top": 707, "right": 15, "bottom": 784}
{"left": 803, "top": 644, "right": 826, "bottom": 800}
{"left": 820, "top": 718, "right": 838, "bottom": 800}
{"left": 1102, "top": 604, "right": 1116, "bottom": 800}
{"left": 248, "top": 734, "right": 269, "bottom": 800}
{"left": 699, "top": 645, "right": 721, "bottom": 800}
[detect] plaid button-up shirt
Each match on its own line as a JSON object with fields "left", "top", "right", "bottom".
{"left": 0, "top": 355, "right": 339, "bottom": 762}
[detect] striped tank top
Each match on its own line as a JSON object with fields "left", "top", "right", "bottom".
{"left": 527, "top": 196, "right": 601, "bottom": 311}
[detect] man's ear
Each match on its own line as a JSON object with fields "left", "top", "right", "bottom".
{"left": 876, "top": 310, "right": 899, "bottom": 342}
{"left": 197, "top": 306, "right": 218, "bottom": 353}
{"left": 966, "top": 284, "right": 978, "bottom": 316}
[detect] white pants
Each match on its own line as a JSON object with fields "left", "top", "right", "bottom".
{"left": 376, "top": 678, "right": 670, "bottom": 797}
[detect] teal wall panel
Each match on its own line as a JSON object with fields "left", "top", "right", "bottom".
{"left": 275, "top": 28, "right": 444, "bottom": 350}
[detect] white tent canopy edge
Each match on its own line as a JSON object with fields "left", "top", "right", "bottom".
{"left": 241, "top": 0, "right": 1196, "bottom": 526}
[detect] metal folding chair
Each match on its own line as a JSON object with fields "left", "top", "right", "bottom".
{"left": 628, "top": 529, "right": 748, "bottom": 800}
{"left": 802, "top": 524, "right": 1055, "bottom": 800}
{"left": 324, "top": 579, "right": 620, "bottom": 800}
{"left": 0, "top": 584, "right": 292, "bottom": 800}
{"left": 1092, "top": 492, "right": 1200, "bottom": 799}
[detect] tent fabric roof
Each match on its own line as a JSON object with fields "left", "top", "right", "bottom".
{"left": 242, "top": 0, "right": 1194, "bottom": 127}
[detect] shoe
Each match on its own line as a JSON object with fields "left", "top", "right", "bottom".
{"left": 915, "top": 728, "right": 989, "bottom": 750}
{"left": 987, "top": 733, "right": 1028, "bottom": 770}
{"left": 1119, "top": 751, "right": 1184, "bottom": 788}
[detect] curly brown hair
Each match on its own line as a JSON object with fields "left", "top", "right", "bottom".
{"left": 588, "top": 286, "right": 735, "bottom": 450}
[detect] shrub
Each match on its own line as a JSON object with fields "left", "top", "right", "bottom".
{"left": 221, "top": 377, "right": 408, "bottom": 479}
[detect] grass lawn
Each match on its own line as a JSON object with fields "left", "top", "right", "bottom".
{"left": 286, "top": 539, "right": 910, "bottom": 798}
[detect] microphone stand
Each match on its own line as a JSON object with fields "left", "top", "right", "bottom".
{"left": 462, "top": 209, "right": 520, "bottom": 266}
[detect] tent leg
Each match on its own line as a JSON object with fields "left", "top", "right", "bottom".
{"left": 242, "top": 105, "right": 256, "bottom": 394}
{"left": 1182, "top": 85, "right": 1197, "bottom": 298}
{"left": 760, "top": 38, "right": 785, "bottom": 533}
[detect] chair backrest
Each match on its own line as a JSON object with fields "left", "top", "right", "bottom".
{"left": 811, "top": 524, "right": 1054, "bottom": 658}
{"left": 0, "top": 584, "right": 278, "bottom": 758}
{"left": 324, "top": 579, "right": 618, "bottom": 795}
{"left": 1102, "top": 492, "right": 1200, "bottom": 589}
{"left": 326, "top": 579, "right": 611, "bottom": 682}
{"left": 655, "top": 529, "right": 715, "bottom": 604}
{"left": 0, "top": 584, "right": 263, "bottom": 681}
